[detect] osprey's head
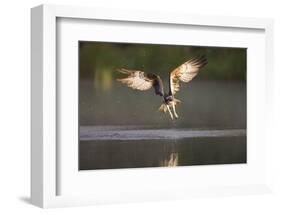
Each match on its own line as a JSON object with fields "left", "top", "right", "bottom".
{"left": 164, "top": 94, "right": 173, "bottom": 104}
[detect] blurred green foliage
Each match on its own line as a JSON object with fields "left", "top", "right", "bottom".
{"left": 79, "top": 41, "right": 246, "bottom": 81}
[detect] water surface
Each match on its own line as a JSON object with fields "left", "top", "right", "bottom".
{"left": 79, "top": 136, "right": 246, "bottom": 170}
{"left": 79, "top": 81, "right": 246, "bottom": 170}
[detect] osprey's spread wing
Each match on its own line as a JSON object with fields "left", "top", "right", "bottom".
{"left": 117, "top": 68, "right": 164, "bottom": 96}
{"left": 169, "top": 56, "right": 207, "bottom": 96}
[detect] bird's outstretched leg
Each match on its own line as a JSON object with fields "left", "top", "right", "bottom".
{"left": 172, "top": 101, "right": 179, "bottom": 119}
{"left": 166, "top": 105, "right": 174, "bottom": 120}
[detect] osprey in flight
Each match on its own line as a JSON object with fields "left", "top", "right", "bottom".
{"left": 117, "top": 56, "right": 207, "bottom": 120}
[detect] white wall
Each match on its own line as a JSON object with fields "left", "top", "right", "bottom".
{"left": 0, "top": 0, "right": 280, "bottom": 212}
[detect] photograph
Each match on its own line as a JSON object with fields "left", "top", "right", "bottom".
{"left": 78, "top": 41, "right": 247, "bottom": 170}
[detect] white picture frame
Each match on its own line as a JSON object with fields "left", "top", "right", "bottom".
{"left": 31, "top": 4, "right": 274, "bottom": 208}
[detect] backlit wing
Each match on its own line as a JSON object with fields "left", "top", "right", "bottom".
{"left": 117, "top": 68, "right": 164, "bottom": 96}
{"left": 169, "top": 56, "right": 207, "bottom": 96}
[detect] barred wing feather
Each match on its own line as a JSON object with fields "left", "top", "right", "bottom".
{"left": 117, "top": 68, "right": 164, "bottom": 96}
{"left": 169, "top": 56, "right": 207, "bottom": 96}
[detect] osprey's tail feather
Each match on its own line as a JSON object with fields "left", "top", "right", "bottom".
{"left": 158, "top": 104, "right": 167, "bottom": 113}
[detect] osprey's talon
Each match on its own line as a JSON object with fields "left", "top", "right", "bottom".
{"left": 167, "top": 105, "right": 174, "bottom": 120}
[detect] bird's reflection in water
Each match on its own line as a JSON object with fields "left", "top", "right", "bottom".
{"left": 160, "top": 137, "right": 178, "bottom": 167}
{"left": 160, "top": 153, "right": 179, "bottom": 167}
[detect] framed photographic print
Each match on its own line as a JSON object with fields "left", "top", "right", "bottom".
{"left": 31, "top": 4, "right": 274, "bottom": 208}
{"left": 78, "top": 42, "right": 246, "bottom": 170}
